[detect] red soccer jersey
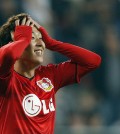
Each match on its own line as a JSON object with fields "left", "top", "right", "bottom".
{"left": 0, "top": 26, "right": 101, "bottom": 134}
{"left": 0, "top": 61, "right": 80, "bottom": 134}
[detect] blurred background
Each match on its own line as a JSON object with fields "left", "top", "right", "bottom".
{"left": 1, "top": 0, "right": 120, "bottom": 133}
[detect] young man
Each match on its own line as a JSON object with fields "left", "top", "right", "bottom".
{"left": 0, "top": 13, "right": 101, "bottom": 134}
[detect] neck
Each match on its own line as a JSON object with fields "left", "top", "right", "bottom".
{"left": 14, "top": 59, "right": 39, "bottom": 79}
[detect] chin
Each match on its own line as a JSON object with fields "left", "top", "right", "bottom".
{"left": 35, "top": 58, "right": 43, "bottom": 65}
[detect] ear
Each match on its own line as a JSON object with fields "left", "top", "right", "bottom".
{"left": 10, "top": 31, "right": 14, "bottom": 41}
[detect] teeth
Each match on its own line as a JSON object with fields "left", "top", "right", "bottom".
{"left": 40, "top": 50, "right": 42, "bottom": 55}
{"left": 35, "top": 50, "right": 42, "bottom": 55}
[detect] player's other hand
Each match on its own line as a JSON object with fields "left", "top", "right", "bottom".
{"left": 13, "top": 17, "right": 33, "bottom": 42}
{"left": 28, "top": 17, "right": 58, "bottom": 50}
{"left": 15, "top": 17, "right": 34, "bottom": 27}
{"left": 28, "top": 17, "right": 41, "bottom": 29}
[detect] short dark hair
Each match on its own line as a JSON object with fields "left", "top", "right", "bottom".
{"left": 0, "top": 13, "right": 29, "bottom": 47}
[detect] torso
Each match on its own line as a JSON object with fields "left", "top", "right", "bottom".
{"left": 0, "top": 66, "right": 56, "bottom": 134}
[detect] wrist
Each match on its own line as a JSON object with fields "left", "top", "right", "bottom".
{"left": 39, "top": 27, "right": 63, "bottom": 50}
{"left": 14, "top": 26, "right": 32, "bottom": 43}
{"left": 39, "top": 27, "right": 53, "bottom": 49}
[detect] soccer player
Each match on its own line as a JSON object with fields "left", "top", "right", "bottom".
{"left": 0, "top": 13, "right": 101, "bottom": 134}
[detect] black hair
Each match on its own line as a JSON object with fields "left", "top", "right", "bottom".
{"left": 0, "top": 13, "right": 29, "bottom": 47}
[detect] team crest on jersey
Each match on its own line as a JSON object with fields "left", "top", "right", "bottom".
{"left": 36, "top": 78, "right": 53, "bottom": 92}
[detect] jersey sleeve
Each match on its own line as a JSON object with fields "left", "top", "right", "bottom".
{"left": 39, "top": 27, "right": 101, "bottom": 93}
{"left": 0, "top": 26, "right": 32, "bottom": 78}
{"left": 53, "top": 60, "right": 95, "bottom": 93}
{"left": 0, "top": 26, "right": 32, "bottom": 93}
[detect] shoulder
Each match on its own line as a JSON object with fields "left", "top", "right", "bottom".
{"left": 36, "top": 60, "right": 73, "bottom": 73}
{"left": 36, "top": 63, "right": 57, "bottom": 73}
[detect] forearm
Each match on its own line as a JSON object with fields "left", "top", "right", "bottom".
{"left": 50, "top": 42, "right": 101, "bottom": 68}
{"left": 0, "top": 26, "right": 32, "bottom": 76}
{"left": 0, "top": 39, "right": 29, "bottom": 76}
{"left": 40, "top": 27, "right": 101, "bottom": 68}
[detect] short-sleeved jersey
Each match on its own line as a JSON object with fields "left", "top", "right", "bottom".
{"left": 0, "top": 61, "right": 80, "bottom": 134}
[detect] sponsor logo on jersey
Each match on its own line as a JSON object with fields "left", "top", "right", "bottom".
{"left": 22, "top": 94, "right": 55, "bottom": 117}
{"left": 36, "top": 78, "right": 53, "bottom": 92}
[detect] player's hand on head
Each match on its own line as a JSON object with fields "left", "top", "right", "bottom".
{"left": 15, "top": 17, "right": 34, "bottom": 27}
{"left": 14, "top": 17, "right": 33, "bottom": 42}
{"left": 28, "top": 17, "right": 41, "bottom": 29}
{"left": 15, "top": 19, "right": 20, "bottom": 26}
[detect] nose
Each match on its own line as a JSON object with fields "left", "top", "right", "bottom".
{"left": 36, "top": 38, "right": 42, "bottom": 44}
{"left": 35, "top": 39, "right": 45, "bottom": 50}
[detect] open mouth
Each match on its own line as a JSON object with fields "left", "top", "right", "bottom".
{"left": 34, "top": 49, "right": 43, "bottom": 55}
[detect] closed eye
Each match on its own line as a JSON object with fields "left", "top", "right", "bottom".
{"left": 32, "top": 36, "right": 35, "bottom": 39}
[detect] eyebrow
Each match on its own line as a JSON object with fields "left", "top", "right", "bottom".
{"left": 32, "top": 31, "right": 42, "bottom": 37}
{"left": 32, "top": 34, "right": 42, "bottom": 39}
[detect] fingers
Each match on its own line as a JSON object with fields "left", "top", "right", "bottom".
{"left": 15, "top": 17, "right": 41, "bottom": 31}
{"left": 21, "top": 17, "right": 27, "bottom": 25}
{"left": 15, "top": 20, "right": 19, "bottom": 26}
{"left": 15, "top": 17, "right": 34, "bottom": 27}
{"left": 26, "top": 19, "right": 31, "bottom": 26}
{"left": 21, "top": 17, "right": 32, "bottom": 26}
{"left": 30, "top": 22, "right": 34, "bottom": 27}
{"left": 28, "top": 17, "right": 41, "bottom": 29}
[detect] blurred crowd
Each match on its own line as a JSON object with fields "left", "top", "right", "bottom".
{"left": 0, "top": 0, "right": 120, "bottom": 133}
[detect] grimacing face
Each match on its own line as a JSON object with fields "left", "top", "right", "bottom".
{"left": 20, "top": 26, "right": 46, "bottom": 65}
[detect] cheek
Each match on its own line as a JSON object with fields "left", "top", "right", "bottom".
{"left": 25, "top": 43, "right": 35, "bottom": 55}
{"left": 30, "top": 40, "right": 36, "bottom": 46}
{"left": 42, "top": 41, "right": 46, "bottom": 49}
{"left": 29, "top": 41, "right": 36, "bottom": 51}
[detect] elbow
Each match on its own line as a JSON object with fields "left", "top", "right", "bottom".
{"left": 87, "top": 54, "right": 102, "bottom": 70}
{"left": 7, "top": 48, "right": 18, "bottom": 61}
{"left": 96, "top": 55, "right": 102, "bottom": 67}
{"left": 92, "top": 55, "right": 102, "bottom": 69}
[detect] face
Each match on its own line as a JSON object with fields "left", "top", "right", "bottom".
{"left": 20, "top": 27, "right": 45, "bottom": 66}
